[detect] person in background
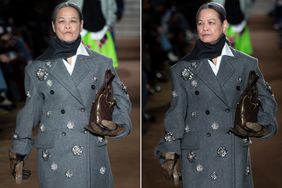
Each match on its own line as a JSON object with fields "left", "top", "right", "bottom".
{"left": 0, "top": 15, "right": 33, "bottom": 101}
{"left": 0, "top": 66, "right": 13, "bottom": 110}
{"left": 69, "top": 0, "right": 119, "bottom": 68}
{"left": 155, "top": 2, "right": 278, "bottom": 187}
{"left": 9, "top": 2, "right": 131, "bottom": 187}
{"left": 213, "top": 0, "right": 255, "bottom": 55}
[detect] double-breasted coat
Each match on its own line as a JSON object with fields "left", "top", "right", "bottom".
{"left": 155, "top": 47, "right": 278, "bottom": 188}
{"left": 10, "top": 47, "right": 132, "bottom": 188}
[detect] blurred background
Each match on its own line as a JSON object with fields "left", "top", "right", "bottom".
{"left": 142, "top": 0, "right": 282, "bottom": 187}
{"left": 0, "top": 0, "right": 140, "bottom": 188}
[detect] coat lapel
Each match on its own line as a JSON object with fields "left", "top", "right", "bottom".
{"left": 49, "top": 59, "right": 84, "bottom": 106}
{"left": 193, "top": 59, "right": 228, "bottom": 106}
{"left": 71, "top": 55, "right": 91, "bottom": 86}
{"left": 219, "top": 51, "right": 244, "bottom": 106}
{"left": 216, "top": 55, "right": 236, "bottom": 86}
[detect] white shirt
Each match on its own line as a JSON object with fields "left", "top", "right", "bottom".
{"left": 63, "top": 42, "right": 89, "bottom": 75}
{"left": 208, "top": 43, "right": 234, "bottom": 76}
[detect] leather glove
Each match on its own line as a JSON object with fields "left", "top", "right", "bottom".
{"left": 87, "top": 120, "right": 124, "bottom": 137}
{"left": 245, "top": 122, "right": 270, "bottom": 137}
{"left": 9, "top": 151, "right": 31, "bottom": 184}
{"left": 161, "top": 152, "right": 181, "bottom": 186}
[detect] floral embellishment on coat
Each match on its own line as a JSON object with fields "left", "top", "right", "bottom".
{"left": 181, "top": 68, "right": 194, "bottom": 81}
{"left": 164, "top": 132, "right": 176, "bottom": 142}
{"left": 36, "top": 68, "right": 48, "bottom": 81}
{"left": 264, "top": 81, "right": 274, "bottom": 96}
{"left": 121, "top": 83, "right": 128, "bottom": 95}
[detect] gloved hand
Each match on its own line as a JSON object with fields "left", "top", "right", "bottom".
{"left": 245, "top": 122, "right": 270, "bottom": 137}
{"left": 101, "top": 120, "right": 125, "bottom": 137}
{"left": 9, "top": 151, "right": 31, "bottom": 184}
{"left": 161, "top": 152, "right": 181, "bottom": 186}
{"left": 87, "top": 120, "right": 124, "bottom": 137}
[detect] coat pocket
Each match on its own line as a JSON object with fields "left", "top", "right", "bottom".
{"left": 34, "top": 131, "right": 55, "bottom": 149}
{"left": 181, "top": 131, "right": 200, "bottom": 150}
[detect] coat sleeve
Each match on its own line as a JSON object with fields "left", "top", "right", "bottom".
{"left": 107, "top": 60, "right": 132, "bottom": 139}
{"left": 253, "top": 61, "right": 278, "bottom": 139}
{"left": 10, "top": 66, "right": 43, "bottom": 155}
{"left": 155, "top": 66, "right": 187, "bottom": 162}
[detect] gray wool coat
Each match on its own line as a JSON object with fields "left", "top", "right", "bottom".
{"left": 10, "top": 47, "right": 132, "bottom": 188}
{"left": 155, "top": 47, "right": 278, "bottom": 188}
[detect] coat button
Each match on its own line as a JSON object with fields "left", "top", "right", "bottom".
{"left": 46, "top": 80, "right": 53, "bottom": 87}
{"left": 211, "top": 122, "right": 219, "bottom": 130}
{"left": 206, "top": 132, "right": 211, "bottom": 137}
{"left": 100, "top": 166, "right": 106, "bottom": 175}
{"left": 196, "top": 164, "right": 204, "bottom": 172}
{"left": 195, "top": 90, "right": 200, "bottom": 95}
{"left": 50, "top": 162, "right": 58, "bottom": 171}
{"left": 46, "top": 111, "right": 52, "bottom": 117}
{"left": 80, "top": 108, "right": 85, "bottom": 112}
{"left": 205, "top": 110, "right": 210, "bottom": 115}
{"left": 172, "top": 91, "right": 178, "bottom": 97}
{"left": 67, "top": 121, "right": 75, "bottom": 129}
{"left": 225, "top": 109, "right": 230, "bottom": 113}
{"left": 245, "top": 166, "right": 251, "bottom": 175}
{"left": 39, "top": 123, "right": 45, "bottom": 132}
{"left": 242, "top": 138, "right": 250, "bottom": 144}
{"left": 42, "top": 150, "right": 50, "bottom": 161}
{"left": 26, "top": 91, "right": 31, "bottom": 98}
{"left": 61, "top": 109, "right": 65, "bottom": 114}
{"left": 184, "top": 125, "right": 190, "bottom": 133}
{"left": 98, "top": 136, "right": 104, "bottom": 142}
{"left": 50, "top": 90, "right": 55, "bottom": 95}
{"left": 91, "top": 85, "right": 95, "bottom": 89}
{"left": 191, "top": 80, "right": 198, "bottom": 87}
{"left": 236, "top": 86, "right": 241, "bottom": 91}
{"left": 13, "top": 133, "right": 19, "bottom": 140}
{"left": 61, "top": 132, "right": 66, "bottom": 136}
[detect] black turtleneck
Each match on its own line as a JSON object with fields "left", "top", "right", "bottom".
{"left": 36, "top": 35, "right": 81, "bottom": 61}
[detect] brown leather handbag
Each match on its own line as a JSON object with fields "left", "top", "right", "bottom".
{"left": 230, "top": 71, "right": 268, "bottom": 138}
{"left": 85, "top": 69, "right": 124, "bottom": 136}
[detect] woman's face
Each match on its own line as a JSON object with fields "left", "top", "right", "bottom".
{"left": 52, "top": 7, "right": 83, "bottom": 42}
{"left": 196, "top": 8, "right": 227, "bottom": 44}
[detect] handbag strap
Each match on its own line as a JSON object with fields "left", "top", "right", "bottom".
{"left": 242, "top": 71, "right": 259, "bottom": 96}
{"left": 104, "top": 69, "right": 115, "bottom": 86}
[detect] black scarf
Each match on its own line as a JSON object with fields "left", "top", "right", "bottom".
{"left": 183, "top": 34, "right": 227, "bottom": 62}
{"left": 36, "top": 35, "right": 81, "bottom": 61}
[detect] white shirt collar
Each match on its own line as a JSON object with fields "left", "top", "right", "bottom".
{"left": 221, "top": 42, "right": 234, "bottom": 57}
{"left": 208, "top": 43, "right": 234, "bottom": 76}
{"left": 76, "top": 42, "right": 89, "bottom": 56}
{"left": 63, "top": 42, "right": 89, "bottom": 75}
